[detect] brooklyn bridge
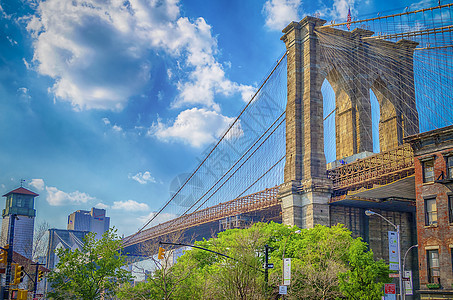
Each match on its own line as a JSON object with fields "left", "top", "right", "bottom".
{"left": 123, "top": 3, "right": 453, "bottom": 274}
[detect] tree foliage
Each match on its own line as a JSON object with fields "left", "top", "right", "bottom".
{"left": 47, "top": 228, "right": 132, "bottom": 300}
{"left": 118, "top": 223, "right": 390, "bottom": 300}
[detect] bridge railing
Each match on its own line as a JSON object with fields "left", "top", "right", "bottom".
{"left": 123, "top": 186, "right": 280, "bottom": 248}
{"left": 327, "top": 143, "right": 414, "bottom": 191}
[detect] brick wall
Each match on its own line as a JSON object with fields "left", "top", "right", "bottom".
{"left": 414, "top": 150, "right": 453, "bottom": 289}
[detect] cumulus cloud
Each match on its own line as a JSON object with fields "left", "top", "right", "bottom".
{"left": 150, "top": 108, "right": 235, "bottom": 148}
{"left": 46, "top": 186, "right": 94, "bottom": 206}
{"left": 315, "top": 0, "right": 358, "bottom": 21}
{"left": 332, "top": 0, "right": 354, "bottom": 19}
{"left": 26, "top": 0, "right": 252, "bottom": 111}
{"left": 263, "top": 0, "right": 303, "bottom": 31}
{"left": 129, "top": 171, "right": 156, "bottom": 184}
{"left": 112, "top": 200, "right": 149, "bottom": 212}
{"left": 29, "top": 178, "right": 45, "bottom": 191}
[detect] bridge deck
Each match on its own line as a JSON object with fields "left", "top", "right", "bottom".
{"left": 327, "top": 143, "right": 414, "bottom": 202}
{"left": 123, "top": 187, "right": 280, "bottom": 248}
{"left": 124, "top": 144, "right": 415, "bottom": 249}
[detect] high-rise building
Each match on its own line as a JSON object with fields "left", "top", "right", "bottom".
{"left": 67, "top": 207, "right": 110, "bottom": 239}
{"left": 0, "top": 187, "right": 39, "bottom": 259}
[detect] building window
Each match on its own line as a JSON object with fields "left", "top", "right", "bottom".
{"left": 447, "top": 156, "right": 453, "bottom": 179}
{"left": 16, "top": 196, "right": 23, "bottom": 208}
{"left": 423, "top": 160, "right": 435, "bottom": 183}
{"left": 425, "top": 198, "right": 438, "bottom": 226}
{"left": 449, "top": 195, "right": 453, "bottom": 224}
{"left": 427, "top": 249, "right": 440, "bottom": 283}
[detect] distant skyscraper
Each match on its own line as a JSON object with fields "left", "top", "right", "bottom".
{"left": 0, "top": 187, "right": 39, "bottom": 259}
{"left": 67, "top": 207, "right": 110, "bottom": 239}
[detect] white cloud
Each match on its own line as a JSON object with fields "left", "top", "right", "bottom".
{"left": 0, "top": 4, "right": 11, "bottom": 20}
{"left": 129, "top": 171, "right": 156, "bottom": 184}
{"left": 112, "top": 125, "right": 123, "bottom": 132}
{"left": 95, "top": 202, "right": 110, "bottom": 209}
{"left": 29, "top": 178, "right": 45, "bottom": 191}
{"left": 332, "top": 0, "right": 354, "bottom": 20}
{"left": 102, "top": 117, "right": 124, "bottom": 134}
{"left": 46, "top": 186, "right": 94, "bottom": 206}
{"left": 174, "top": 61, "right": 254, "bottom": 110}
{"left": 17, "top": 87, "right": 31, "bottom": 102}
{"left": 22, "top": 58, "right": 31, "bottom": 70}
{"left": 102, "top": 118, "right": 111, "bottom": 125}
{"left": 137, "top": 211, "right": 177, "bottom": 226}
{"left": 112, "top": 200, "right": 149, "bottom": 212}
{"left": 26, "top": 0, "right": 252, "bottom": 111}
{"left": 7, "top": 36, "right": 17, "bottom": 45}
{"left": 150, "top": 108, "right": 235, "bottom": 148}
{"left": 262, "top": 0, "right": 303, "bottom": 31}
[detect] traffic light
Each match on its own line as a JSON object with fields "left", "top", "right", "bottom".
{"left": 12, "top": 263, "right": 24, "bottom": 285}
{"left": 158, "top": 247, "right": 165, "bottom": 259}
{"left": 0, "top": 245, "right": 8, "bottom": 264}
{"left": 38, "top": 270, "right": 44, "bottom": 281}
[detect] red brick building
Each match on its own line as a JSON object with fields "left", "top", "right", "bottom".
{"left": 406, "top": 125, "right": 453, "bottom": 299}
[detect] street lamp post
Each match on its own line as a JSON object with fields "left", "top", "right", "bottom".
{"left": 402, "top": 244, "right": 418, "bottom": 300}
{"left": 365, "top": 210, "right": 403, "bottom": 300}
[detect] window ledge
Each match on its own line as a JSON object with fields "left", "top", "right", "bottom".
{"left": 424, "top": 224, "right": 438, "bottom": 228}
{"left": 423, "top": 181, "right": 435, "bottom": 185}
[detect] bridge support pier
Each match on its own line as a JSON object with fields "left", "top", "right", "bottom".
{"left": 279, "top": 179, "right": 331, "bottom": 228}
{"left": 278, "top": 17, "right": 332, "bottom": 229}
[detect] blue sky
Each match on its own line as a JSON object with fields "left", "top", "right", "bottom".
{"left": 0, "top": 0, "right": 436, "bottom": 236}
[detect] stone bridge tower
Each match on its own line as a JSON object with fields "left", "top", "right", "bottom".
{"left": 278, "top": 16, "right": 419, "bottom": 228}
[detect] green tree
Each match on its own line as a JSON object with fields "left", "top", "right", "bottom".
{"left": 338, "top": 239, "right": 390, "bottom": 299}
{"left": 117, "top": 231, "right": 200, "bottom": 300}
{"left": 118, "top": 222, "right": 390, "bottom": 300}
{"left": 197, "top": 226, "right": 268, "bottom": 300}
{"left": 116, "top": 280, "right": 161, "bottom": 300}
{"left": 47, "top": 228, "right": 132, "bottom": 300}
{"left": 264, "top": 223, "right": 389, "bottom": 300}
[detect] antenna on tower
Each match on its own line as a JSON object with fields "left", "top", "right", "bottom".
{"left": 20, "top": 179, "right": 25, "bottom": 187}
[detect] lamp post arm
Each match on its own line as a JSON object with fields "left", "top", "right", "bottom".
{"left": 401, "top": 244, "right": 418, "bottom": 300}
{"left": 403, "top": 244, "right": 418, "bottom": 271}
{"left": 372, "top": 212, "right": 397, "bottom": 230}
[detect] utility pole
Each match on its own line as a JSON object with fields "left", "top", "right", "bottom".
{"left": 31, "top": 263, "right": 45, "bottom": 299}
{"left": 3, "top": 214, "right": 17, "bottom": 300}
{"left": 264, "top": 244, "right": 269, "bottom": 285}
{"left": 366, "top": 210, "right": 403, "bottom": 300}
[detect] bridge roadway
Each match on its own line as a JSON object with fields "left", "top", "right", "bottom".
{"left": 123, "top": 143, "right": 415, "bottom": 256}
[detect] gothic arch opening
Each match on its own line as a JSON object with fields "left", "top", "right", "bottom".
{"left": 371, "top": 76, "right": 400, "bottom": 152}
{"left": 370, "top": 89, "right": 380, "bottom": 153}
{"left": 322, "top": 79, "right": 336, "bottom": 163}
